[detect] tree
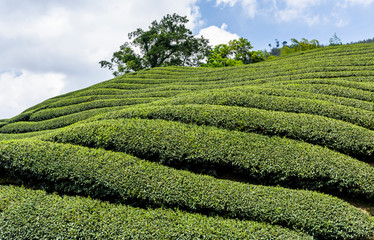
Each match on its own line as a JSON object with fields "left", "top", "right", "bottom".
{"left": 228, "top": 38, "right": 253, "bottom": 64}
{"left": 329, "top": 33, "right": 342, "bottom": 46}
{"left": 203, "top": 37, "right": 263, "bottom": 67}
{"left": 100, "top": 14, "right": 211, "bottom": 76}
{"left": 275, "top": 39, "right": 280, "bottom": 48}
{"left": 203, "top": 44, "right": 243, "bottom": 67}
{"left": 290, "top": 38, "right": 320, "bottom": 52}
{"left": 278, "top": 38, "right": 320, "bottom": 56}
{"left": 250, "top": 50, "right": 266, "bottom": 63}
{"left": 267, "top": 39, "right": 287, "bottom": 57}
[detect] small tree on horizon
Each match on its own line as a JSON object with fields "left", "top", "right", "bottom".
{"left": 329, "top": 33, "right": 342, "bottom": 46}
{"left": 203, "top": 37, "right": 264, "bottom": 67}
{"left": 100, "top": 14, "right": 211, "bottom": 76}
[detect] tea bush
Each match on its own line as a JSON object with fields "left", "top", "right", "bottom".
{"left": 41, "top": 118, "right": 374, "bottom": 201}
{"left": 0, "top": 185, "right": 312, "bottom": 240}
{"left": 166, "top": 91, "right": 374, "bottom": 129}
{"left": 29, "top": 98, "right": 159, "bottom": 121}
{"left": 1, "top": 140, "right": 372, "bottom": 239}
{"left": 93, "top": 104, "right": 374, "bottom": 161}
{"left": 0, "top": 106, "right": 124, "bottom": 133}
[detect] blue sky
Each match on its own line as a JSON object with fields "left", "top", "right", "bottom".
{"left": 0, "top": 0, "right": 373, "bottom": 118}
{"left": 196, "top": 0, "right": 374, "bottom": 49}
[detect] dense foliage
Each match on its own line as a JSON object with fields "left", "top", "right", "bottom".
{"left": 1, "top": 43, "right": 374, "bottom": 239}
{"left": 280, "top": 38, "right": 321, "bottom": 56}
{"left": 99, "top": 14, "right": 211, "bottom": 76}
{"left": 203, "top": 38, "right": 265, "bottom": 67}
{"left": 40, "top": 118, "right": 374, "bottom": 201}
{"left": 94, "top": 104, "right": 374, "bottom": 161}
{"left": 1, "top": 139, "right": 372, "bottom": 239}
{"left": 1, "top": 185, "right": 312, "bottom": 239}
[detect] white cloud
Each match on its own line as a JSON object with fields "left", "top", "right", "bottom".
{"left": 0, "top": 70, "right": 66, "bottom": 118}
{"left": 0, "top": 0, "right": 201, "bottom": 67}
{"left": 276, "top": 8, "right": 299, "bottom": 22}
{"left": 216, "top": 0, "right": 239, "bottom": 7}
{"left": 273, "top": 0, "right": 321, "bottom": 25}
{"left": 0, "top": 0, "right": 202, "bottom": 118}
{"left": 214, "top": 0, "right": 327, "bottom": 21}
{"left": 282, "top": 0, "right": 320, "bottom": 9}
{"left": 198, "top": 23, "right": 240, "bottom": 46}
{"left": 335, "top": 18, "right": 349, "bottom": 27}
{"left": 336, "top": 0, "right": 374, "bottom": 9}
{"left": 241, "top": 0, "right": 257, "bottom": 18}
{"left": 330, "top": 11, "right": 349, "bottom": 27}
{"left": 215, "top": 0, "right": 257, "bottom": 18}
{"left": 343, "top": 0, "right": 374, "bottom": 6}
{"left": 305, "top": 15, "right": 321, "bottom": 26}
{"left": 4, "top": 7, "right": 71, "bottom": 39}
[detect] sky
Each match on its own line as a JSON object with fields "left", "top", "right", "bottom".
{"left": 0, "top": 0, "right": 373, "bottom": 119}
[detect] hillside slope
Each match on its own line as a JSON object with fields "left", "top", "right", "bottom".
{"left": 1, "top": 43, "right": 374, "bottom": 239}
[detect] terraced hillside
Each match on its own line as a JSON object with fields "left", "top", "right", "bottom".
{"left": 1, "top": 43, "right": 374, "bottom": 239}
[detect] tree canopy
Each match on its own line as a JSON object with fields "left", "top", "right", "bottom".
{"left": 329, "top": 33, "right": 342, "bottom": 46}
{"left": 203, "top": 37, "right": 264, "bottom": 67}
{"left": 280, "top": 38, "right": 320, "bottom": 55}
{"left": 100, "top": 14, "right": 211, "bottom": 76}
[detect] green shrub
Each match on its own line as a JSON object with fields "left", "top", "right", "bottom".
{"left": 44, "top": 92, "right": 180, "bottom": 109}
{"left": 0, "top": 120, "right": 8, "bottom": 128}
{"left": 93, "top": 104, "right": 374, "bottom": 162}
{"left": 41, "top": 118, "right": 374, "bottom": 201}
{"left": 0, "top": 185, "right": 312, "bottom": 240}
{"left": 0, "top": 106, "right": 124, "bottom": 133}
{"left": 62, "top": 85, "right": 205, "bottom": 99}
{"left": 225, "top": 84, "right": 374, "bottom": 112}
{"left": 0, "top": 130, "right": 54, "bottom": 141}
{"left": 1, "top": 140, "right": 372, "bottom": 239}
{"left": 93, "top": 82, "right": 160, "bottom": 90}
{"left": 270, "top": 83, "right": 374, "bottom": 103}
{"left": 29, "top": 98, "right": 159, "bottom": 121}
{"left": 109, "top": 77, "right": 175, "bottom": 84}
{"left": 269, "top": 77, "right": 374, "bottom": 91}
{"left": 165, "top": 90, "right": 374, "bottom": 130}
{"left": 7, "top": 110, "right": 35, "bottom": 123}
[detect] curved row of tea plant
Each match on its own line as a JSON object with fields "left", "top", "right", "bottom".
{"left": 165, "top": 90, "right": 374, "bottom": 130}
{"left": 0, "top": 130, "right": 53, "bottom": 141}
{"left": 28, "top": 98, "right": 160, "bottom": 121}
{"left": 4, "top": 98, "right": 374, "bottom": 163}
{"left": 269, "top": 83, "right": 374, "bottom": 104}
{"left": 0, "top": 106, "right": 125, "bottom": 133}
{"left": 1, "top": 139, "right": 372, "bottom": 239}
{"left": 8, "top": 80, "right": 373, "bottom": 128}
{"left": 13, "top": 90, "right": 184, "bottom": 121}
{"left": 0, "top": 185, "right": 312, "bottom": 240}
{"left": 131, "top": 61, "right": 374, "bottom": 85}
{"left": 40, "top": 118, "right": 374, "bottom": 201}
{"left": 92, "top": 104, "right": 374, "bottom": 161}
{"left": 46, "top": 91, "right": 179, "bottom": 108}
{"left": 121, "top": 69, "right": 374, "bottom": 91}
{"left": 20, "top": 79, "right": 374, "bottom": 128}
{"left": 267, "top": 78, "right": 374, "bottom": 92}
{"left": 0, "top": 120, "right": 7, "bottom": 128}
{"left": 167, "top": 70, "right": 374, "bottom": 88}
{"left": 218, "top": 85, "right": 374, "bottom": 112}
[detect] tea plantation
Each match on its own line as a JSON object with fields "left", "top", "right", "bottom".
{"left": 1, "top": 43, "right": 374, "bottom": 239}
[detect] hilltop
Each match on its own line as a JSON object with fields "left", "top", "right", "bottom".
{"left": 0, "top": 43, "right": 374, "bottom": 239}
